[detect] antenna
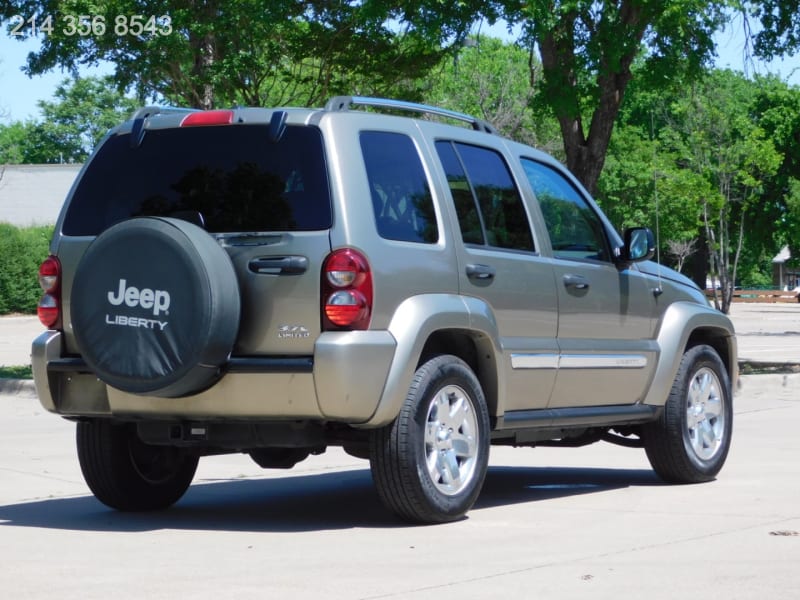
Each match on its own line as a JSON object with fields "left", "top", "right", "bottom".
{"left": 651, "top": 110, "right": 664, "bottom": 296}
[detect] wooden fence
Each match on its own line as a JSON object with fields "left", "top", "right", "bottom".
{"left": 705, "top": 289, "right": 800, "bottom": 303}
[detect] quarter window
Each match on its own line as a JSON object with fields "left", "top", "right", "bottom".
{"left": 521, "top": 158, "right": 610, "bottom": 262}
{"left": 436, "top": 141, "right": 534, "bottom": 252}
{"left": 360, "top": 131, "right": 438, "bottom": 244}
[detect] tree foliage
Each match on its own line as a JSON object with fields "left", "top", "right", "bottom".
{"left": 496, "top": 0, "right": 728, "bottom": 195}
{"left": 0, "top": 223, "right": 53, "bottom": 314}
{"left": 750, "top": 74, "right": 800, "bottom": 252}
{"left": 1, "top": 1, "right": 485, "bottom": 109}
{"left": 602, "top": 68, "right": 785, "bottom": 312}
{"left": 746, "top": 0, "right": 800, "bottom": 59}
{"left": 421, "top": 36, "right": 560, "bottom": 150}
{"left": 0, "top": 122, "right": 29, "bottom": 164}
{"left": 0, "top": 75, "right": 137, "bottom": 163}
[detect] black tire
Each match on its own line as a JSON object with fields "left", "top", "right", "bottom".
{"left": 369, "top": 355, "right": 490, "bottom": 524}
{"left": 76, "top": 420, "right": 198, "bottom": 511}
{"left": 642, "top": 344, "right": 733, "bottom": 483}
{"left": 71, "top": 217, "right": 240, "bottom": 398}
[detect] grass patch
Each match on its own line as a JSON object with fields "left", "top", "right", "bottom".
{"left": 739, "top": 361, "right": 800, "bottom": 375}
{"left": 0, "top": 365, "right": 33, "bottom": 379}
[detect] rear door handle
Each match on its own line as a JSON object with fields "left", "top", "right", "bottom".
{"left": 563, "top": 274, "right": 590, "bottom": 290}
{"left": 248, "top": 256, "right": 308, "bottom": 275}
{"left": 466, "top": 263, "right": 496, "bottom": 281}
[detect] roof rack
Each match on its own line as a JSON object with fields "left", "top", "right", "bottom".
{"left": 324, "top": 96, "right": 498, "bottom": 135}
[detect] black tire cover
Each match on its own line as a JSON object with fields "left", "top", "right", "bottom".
{"left": 71, "top": 217, "right": 241, "bottom": 398}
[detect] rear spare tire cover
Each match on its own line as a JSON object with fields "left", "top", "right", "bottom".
{"left": 71, "top": 217, "right": 241, "bottom": 398}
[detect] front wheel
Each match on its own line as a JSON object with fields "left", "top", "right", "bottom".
{"left": 642, "top": 344, "right": 733, "bottom": 483}
{"left": 77, "top": 420, "right": 198, "bottom": 511}
{"left": 369, "top": 355, "right": 490, "bottom": 524}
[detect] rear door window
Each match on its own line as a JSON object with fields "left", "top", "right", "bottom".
{"left": 63, "top": 125, "right": 331, "bottom": 235}
{"left": 435, "top": 141, "right": 534, "bottom": 252}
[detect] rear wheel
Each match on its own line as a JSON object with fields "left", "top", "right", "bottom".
{"left": 369, "top": 355, "right": 490, "bottom": 524}
{"left": 77, "top": 420, "right": 198, "bottom": 511}
{"left": 642, "top": 344, "right": 733, "bottom": 483}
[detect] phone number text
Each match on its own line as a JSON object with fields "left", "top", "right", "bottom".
{"left": 9, "top": 14, "right": 173, "bottom": 37}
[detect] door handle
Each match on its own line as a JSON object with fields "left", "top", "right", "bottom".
{"left": 466, "top": 263, "right": 496, "bottom": 281}
{"left": 563, "top": 274, "right": 590, "bottom": 290}
{"left": 248, "top": 256, "right": 308, "bottom": 275}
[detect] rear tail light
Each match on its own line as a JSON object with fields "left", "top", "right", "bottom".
{"left": 322, "top": 248, "right": 373, "bottom": 330}
{"left": 37, "top": 256, "right": 62, "bottom": 329}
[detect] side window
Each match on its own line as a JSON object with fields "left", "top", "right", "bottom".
{"left": 521, "top": 158, "right": 610, "bottom": 262}
{"left": 435, "top": 141, "right": 485, "bottom": 244}
{"left": 360, "top": 131, "right": 438, "bottom": 244}
{"left": 435, "top": 141, "right": 534, "bottom": 252}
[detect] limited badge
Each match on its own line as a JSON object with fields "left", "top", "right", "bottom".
{"left": 278, "top": 325, "right": 310, "bottom": 339}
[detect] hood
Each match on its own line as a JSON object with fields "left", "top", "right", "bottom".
{"left": 636, "top": 261, "right": 700, "bottom": 291}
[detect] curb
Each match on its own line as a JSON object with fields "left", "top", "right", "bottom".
{"left": 0, "top": 378, "right": 38, "bottom": 398}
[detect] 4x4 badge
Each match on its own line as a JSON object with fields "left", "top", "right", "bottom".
{"left": 278, "top": 325, "right": 310, "bottom": 339}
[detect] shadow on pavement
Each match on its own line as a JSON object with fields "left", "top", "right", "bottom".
{"left": 0, "top": 465, "right": 662, "bottom": 533}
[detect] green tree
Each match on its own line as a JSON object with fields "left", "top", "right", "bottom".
{"left": 1, "top": 1, "right": 485, "bottom": 109}
{"left": 497, "top": 0, "right": 729, "bottom": 195}
{"left": 660, "top": 70, "right": 782, "bottom": 312}
{"left": 746, "top": 0, "right": 800, "bottom": 59}
{"left": 0, "top": 75, "right": 137, "bottom": 163}
{"left": 0, "top": 121, "right": 29, "bottom": 163}
{"left": 750, "top": 76, "right": 800, "bottom": 256}
{"left": 422, "top": 36, "right": 560, "bottom": 150}
{"left": 598, "top": 123, "right": 710, "bottom": 270}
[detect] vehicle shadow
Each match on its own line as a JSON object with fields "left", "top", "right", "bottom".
{"left": 0, "top": 465, "right": 662, "bottom": 533}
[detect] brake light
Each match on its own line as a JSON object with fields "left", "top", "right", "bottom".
{"left": 322, "top": 249, "right": 373, "bottom": 330}
{"left": 37, "top": 256, "right": 62, "bottom": 329}
{"left": 180, "top": 110, "right": 234, "bottom": 127}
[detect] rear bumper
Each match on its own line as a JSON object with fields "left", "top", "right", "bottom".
{"left": 32, "top": 330, "right": 396, "bottom": 423}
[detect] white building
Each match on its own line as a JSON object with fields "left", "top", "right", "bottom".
{"left": 0, "top": 164, "right": 82, "bottom": 226}
{"left": 772, "top": 245, "right": 800, "bottom": 290}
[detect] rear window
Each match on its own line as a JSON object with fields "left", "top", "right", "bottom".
{"left": 63, "top": 124, "right": 331, "bottom": 235}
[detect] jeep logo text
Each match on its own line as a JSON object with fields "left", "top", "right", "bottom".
{"left": 107, "top": 279, "right": 171, "bottom": 316}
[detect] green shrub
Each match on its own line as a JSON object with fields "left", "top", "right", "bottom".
{"left": 0, "top": 365, "right": 32, "bottom": 379}
{"left": 0, "top": 223, "right": 54, "bottom": 314}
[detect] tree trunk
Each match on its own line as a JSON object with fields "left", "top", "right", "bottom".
{"left": 535, "top": 1, "right": 647, "bottom": 196}
{"left": 188, "top": 1, "right": 217, "bottom": 110}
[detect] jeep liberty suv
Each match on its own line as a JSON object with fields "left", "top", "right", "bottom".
{"left": 32, "top": 96, "right": 737, "bottom": 523}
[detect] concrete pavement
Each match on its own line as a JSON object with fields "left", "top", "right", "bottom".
{"left": 1, "top": 306, "right": 799, "bottom": 598}
{"left": 0, "top": 374, "right": 797, "bottom": 599}
{"left": 0, "top": 314, "right": 41, "bottom": 368}
{"left": 726, "top": 303, "right": 800, "bottom": 366}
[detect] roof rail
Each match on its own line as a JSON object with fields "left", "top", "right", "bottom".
{"left": 129, "top": 105, "right": 198, "bottom": 121}
{"left": 324, "top": 96, "right": 498, "bottom": 135}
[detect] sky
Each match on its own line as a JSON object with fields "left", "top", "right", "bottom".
{"left": 0, "top": 19, "right": 798, "bottom": 123}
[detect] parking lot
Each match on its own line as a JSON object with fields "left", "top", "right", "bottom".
{"left": 0, "top": 377, "right": 798, "bottom": 598}
{"left": 2, "top": 303, "right": 799, "bottom": 598}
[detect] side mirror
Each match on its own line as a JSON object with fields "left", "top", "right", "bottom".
{"left": 622, "top": 227, "right": 655, "bottom": 262}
